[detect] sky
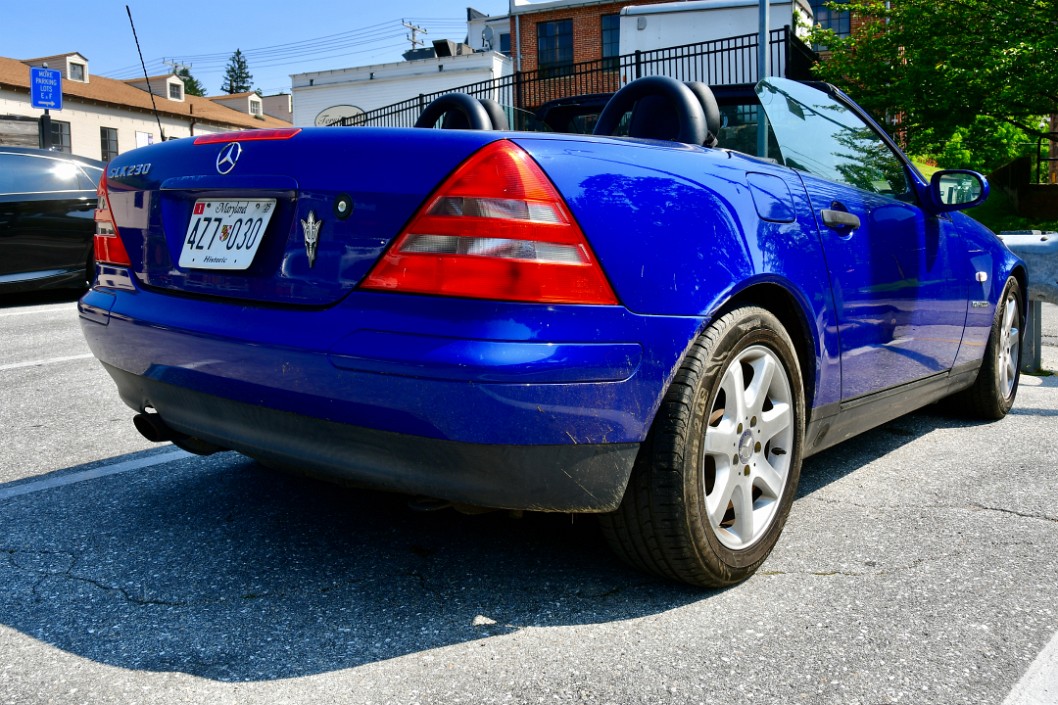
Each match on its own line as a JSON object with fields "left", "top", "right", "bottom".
{"left": 1, "top": 0, "right": 509, "bottom": 96}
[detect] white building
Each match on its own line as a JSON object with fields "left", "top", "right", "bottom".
{"left": 291, "top": 50, "right": 511, "bottom": 127}
{"left": 0, "top": 52, "right": 292, "bottom": 162}
{"left": 620, "top": 0, "right": 813, "bottom": 54}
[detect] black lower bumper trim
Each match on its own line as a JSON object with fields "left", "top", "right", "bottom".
{"left": 104, "top": 364, "right": 639, "bottom": 512}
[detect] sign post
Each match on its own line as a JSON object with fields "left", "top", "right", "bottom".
{"left": 756, "top": 0, "right": 771, "bottom": 160}
{"left": 30, "top": 66, "right": 63, "bottom": 149}
{"left": 758, "top": 0, "right": 770, "bottom": 81}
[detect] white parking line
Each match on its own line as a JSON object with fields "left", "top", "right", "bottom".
{"left": 0, "top": 353, "right": 94, "bottom": 372}
{"left": 1002, "top": 629, "right": 1058, "bottom": 705}
{"left": 0, "top": 306, "right": 77, "bottom": 318}
{"left": 0, "top": 448, "right": 191, "bottom": 501}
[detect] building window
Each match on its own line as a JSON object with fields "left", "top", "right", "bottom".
{"left": 100, "top": 127, "right": 118, "bottom": 162}
{"left": 169, "top": 82, "right": 183, "bottom": 100}
{"left": 69, "top": 62, "right": 85, "bottom": 81}
{"left": 601, "top": 14, "right": 620, "bottom": 69}
{"left": 50, "top": 120, "right": 71, "bottom": 153}
{"left": 537, "top": 19, "right": 573, "bottom": 75}
{"left": 499, "top": 32, "right": 511, "bottom": 56}
{"left": 811, "top": 0, "right": 851, "bottom": 39}
{"left": 250, "top": 100, "right": 262, "bottom": 116}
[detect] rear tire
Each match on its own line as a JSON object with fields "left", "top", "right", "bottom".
{"left": 955, "top": 276, "right": 1023, "bottom": 419}
{"left": 600, "top": 307, "right": 805, "bottom": 587}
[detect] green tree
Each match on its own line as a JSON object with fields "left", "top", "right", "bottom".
{"left": 919, "top": 118, "right": 1039, "bottom": 173}
{"left": 221, "top": 49, "right": 253, "bottom": 94}
{"left": 810, "top": 0, "right": 1057, "bottom": 169}
{"left": 174, "top": 65, "right": 206, "bottom": 97}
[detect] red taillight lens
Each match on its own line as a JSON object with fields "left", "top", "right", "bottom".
{"left": 193, "top": 128, "right": 301, "bottom": 145}
{"left": 361, "top": 140, "right": 618, "bottom": 305}
{"left": 93, "top": 172, "right": 131, "bottom": 267}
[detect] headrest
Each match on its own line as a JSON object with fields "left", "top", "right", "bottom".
{"left": 593, "top": 75, "right": 710, "bottom": 146}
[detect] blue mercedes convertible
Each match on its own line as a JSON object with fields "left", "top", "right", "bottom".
{"left": 80, "top": 77, "right": 1025, "bottom": 587}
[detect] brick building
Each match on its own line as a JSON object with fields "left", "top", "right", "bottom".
{"left": 503, "top": 0, "right": 813, "bottom": 109}
{"left": 509, "top": 0, "right": 679, "bottom": 74}
{"left": 509, "top": 0, "right": 824, "bottom": 72}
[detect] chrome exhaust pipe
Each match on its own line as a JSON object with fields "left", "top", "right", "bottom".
{"left": 132, "top": 412, "right": 223, "bottom": 456}
{"left": 133, "top": 412, "right": 174, "bottom": 442}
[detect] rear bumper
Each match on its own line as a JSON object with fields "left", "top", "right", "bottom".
{"left": 103, "top": 363, "right": 638, "bottom": 512}
{"left": 80, "top": 281, "right": 706, "bottom": 510}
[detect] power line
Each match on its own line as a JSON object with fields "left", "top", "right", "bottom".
{"left": 98, "top": 16, "right": 465, "bottom": 78}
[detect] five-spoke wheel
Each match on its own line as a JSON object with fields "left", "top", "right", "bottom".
{"left": 701, "top": 344, "right": 795, "bottom": 551}
{"left": 600, "top": 306, "right": 805, "bottom": 587}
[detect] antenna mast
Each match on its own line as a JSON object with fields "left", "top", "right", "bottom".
{"left": 126, "top": 5, "right": 165, "bottom": 141}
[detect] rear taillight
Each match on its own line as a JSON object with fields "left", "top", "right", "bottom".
{"left": 93, "top": 172, "right": 131, "bottom": 267}
{"left": 361, "top": 140, "right": 617, "bottom": 305}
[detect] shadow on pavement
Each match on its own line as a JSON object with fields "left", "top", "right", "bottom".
{"left": 0, "top": 400, "right": 1028, "bottom": 682}
{"left": 0, "top": 289, "right": 82, "bottom": 309}
{"left": 798, "top": 405, "right": 1010, "bottom": 495}
{"left": 0, "top": 452, "right": 697, "bottom": 682}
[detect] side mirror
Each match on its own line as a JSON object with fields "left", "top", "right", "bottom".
{"left": 929, "top": 169, "right": 989, "bottom": 213}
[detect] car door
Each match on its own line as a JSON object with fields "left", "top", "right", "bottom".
{"left": 756, "top": 79, "right": 969, "bottom": 401}
{"left": 0, "top": 152, "right": 97, "bottom": 283}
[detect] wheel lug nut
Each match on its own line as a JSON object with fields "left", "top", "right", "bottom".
{"left": 743, "top": 465, "right": 750, "bottom": 476}
{"left": 755, "top": 442, "right": 762, "bottom": 453}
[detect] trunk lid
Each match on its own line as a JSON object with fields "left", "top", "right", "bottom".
{"left": 104, "top": 128, "right": 498, "bottom": 306}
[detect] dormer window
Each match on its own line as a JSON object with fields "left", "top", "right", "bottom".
{"left": 69, "top": 62, "right": 86, "bottom": 82}
{"left": 169, "top": 82, "right": 184, "bottom": 101}
{"left": 249, "top": 100, "right": 262, "bottom": 116}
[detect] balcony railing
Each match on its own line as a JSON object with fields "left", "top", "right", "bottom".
{"left": 334, "top": 27, "right": 816, "bottom": 128}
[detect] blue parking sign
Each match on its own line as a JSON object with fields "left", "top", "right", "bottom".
{"left": 30, "top": 67, "right": 63, "bottom": 110}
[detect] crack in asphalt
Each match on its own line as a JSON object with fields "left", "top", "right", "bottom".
{"left": 762, "top": 539, "right": 1044, "bottom": 579}
{"left": 970, "top": 503, "right": 1058, "bottom": 524}
{"left": 1, "top": 545, "right": 372, "bottom": 609}
{"left": 802, "top": 495, "right": 1058, "bottom": 525}
{"left": 49, "top": 573, "right": 190, "bottom": 607}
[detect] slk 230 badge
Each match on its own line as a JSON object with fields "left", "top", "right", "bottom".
{"left": 108, "top": 163, "right": 152, "bottom": 178}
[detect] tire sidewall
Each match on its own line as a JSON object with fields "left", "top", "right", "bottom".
{"left": 683, "top": 308, "right": 806, "bottom": 572}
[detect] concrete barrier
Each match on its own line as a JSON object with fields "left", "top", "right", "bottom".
{"left": 998, "top": 231, "right": 1058, "bottom": 372}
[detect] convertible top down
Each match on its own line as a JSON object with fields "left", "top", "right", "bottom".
{"left": 81, "top": 77, "right": 1025, "bottom": 586}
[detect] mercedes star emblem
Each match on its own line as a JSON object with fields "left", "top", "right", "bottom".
{"left": 215, "top": 142, "right": 242, "bottom": 175}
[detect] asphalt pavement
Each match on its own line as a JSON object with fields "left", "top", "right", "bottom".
{"left": 1, "top": 292, "right": 1056, "bottom": 705}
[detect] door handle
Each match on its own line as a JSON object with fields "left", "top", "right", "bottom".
{"left": 821, "top": 208, "right": 861, "bottom": 230}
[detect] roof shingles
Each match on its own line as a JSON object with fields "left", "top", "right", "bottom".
{"left": 0, "top": 55, "right": 291, "bottom": 130}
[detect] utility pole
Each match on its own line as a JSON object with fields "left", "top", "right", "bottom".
{"left": 163, "top": 58, "right": 188, "bottom": 75}
{"left": 402, "top": 20, "right": 428, "bottom": 51}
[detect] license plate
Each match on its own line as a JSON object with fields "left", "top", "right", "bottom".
{"left": 179, "top": 199, "right": 276, "bottom": 270}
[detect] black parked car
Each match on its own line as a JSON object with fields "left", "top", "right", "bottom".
{"left": 0, "top": 147, "right": 104, "bottom": 293}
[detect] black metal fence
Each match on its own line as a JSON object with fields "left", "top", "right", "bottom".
{"left": 335, "top": 27, "right": 815, "bottom": 128}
